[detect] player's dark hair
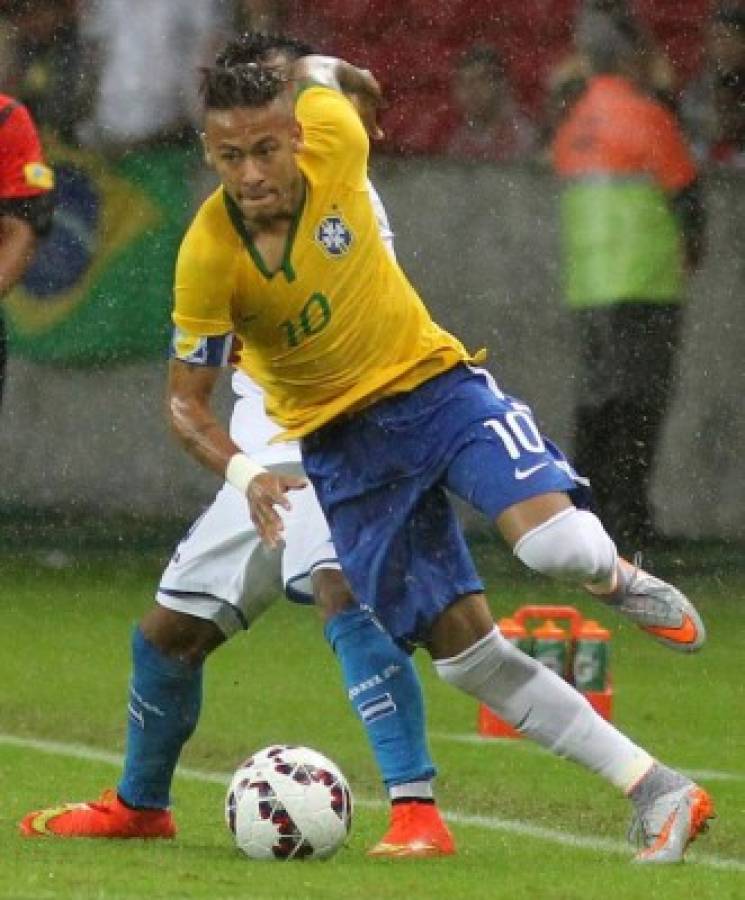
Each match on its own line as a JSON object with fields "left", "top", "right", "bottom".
{"left": 201, "top": 32, "right": 317, "bottom": 111}
{"left": 215, "top": 31, "right": 316, "bottom": 68}
{"left": 200, "top": 62, "right": 284, "bottom": 111}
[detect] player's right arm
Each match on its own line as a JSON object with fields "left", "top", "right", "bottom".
{"left": 167, "top": 355, "right": 306, "bottom": 549}
{"left": 169, "top": 206, "right": 306, "bottom": 548}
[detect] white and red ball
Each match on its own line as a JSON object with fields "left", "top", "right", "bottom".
{"left": 225, "top": 745, "right": 353, "bottom": 860}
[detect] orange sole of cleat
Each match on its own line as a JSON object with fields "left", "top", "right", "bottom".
{"left": 19, "top": 806, "right": 176, "bottom": 839}
{"left": 644, "top": 615, "right": 700, "bottom": 648}
{"left": 367, "top": 841, "right": 456, "bottom": 859}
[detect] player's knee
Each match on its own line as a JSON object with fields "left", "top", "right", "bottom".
{"left": 141, "top": 605, "right": 225, "bottom": 668}
{"left": 513, "top": 508, "right": 617, "bottom": 583}
{"left": 312, "top": 568, "right": 355, "bottom": 622}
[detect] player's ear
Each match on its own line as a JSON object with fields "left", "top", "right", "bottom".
{"left": 200, "top": 132, "right": 213, "bottom": 166}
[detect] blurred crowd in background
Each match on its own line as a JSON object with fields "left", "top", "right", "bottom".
{"left": 1, "top": 0, "right": 745, "bottom": 166}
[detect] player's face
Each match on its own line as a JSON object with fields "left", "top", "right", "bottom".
{"left": 203, "top": 98, "right": 303, "bottom": 226}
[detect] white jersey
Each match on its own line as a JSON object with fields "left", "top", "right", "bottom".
{"left": 229, "top": 179, "right": 396, "bottom": 465}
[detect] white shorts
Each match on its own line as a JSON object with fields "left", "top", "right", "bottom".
{"left": 156, "top": 465, "right": 339, "bottom": 637}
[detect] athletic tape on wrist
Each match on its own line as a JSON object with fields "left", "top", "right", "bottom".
{"left": 225, "top": 453, "right": 267, "bottom": 494}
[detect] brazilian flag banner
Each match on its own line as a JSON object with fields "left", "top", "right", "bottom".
{"left": 5, "top": 137, "right": 199, "bottom": 364}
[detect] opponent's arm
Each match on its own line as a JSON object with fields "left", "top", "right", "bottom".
{"left": 167, "top": 358, "right": 306, "bottom": 548}
{"left": 290, "top": 55, "right": 384, "bottom": 138}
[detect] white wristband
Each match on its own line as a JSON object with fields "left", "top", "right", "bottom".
{"left": 225, "top": 453, "right": 267, "bottom": 494}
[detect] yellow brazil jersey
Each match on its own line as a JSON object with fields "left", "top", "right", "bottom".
{"left": 173, "top": 84, "right": 473, "bottom": 440}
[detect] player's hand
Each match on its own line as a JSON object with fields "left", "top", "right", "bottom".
{"left": 348, "top": 87, "right": 385, "bottom": 140}
{"left": 247, "top": 471, "right": 307, "bottom": 549}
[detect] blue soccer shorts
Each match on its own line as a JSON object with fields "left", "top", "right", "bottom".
{"left": 301, "top": 364, "right": 586, "bottom": 647}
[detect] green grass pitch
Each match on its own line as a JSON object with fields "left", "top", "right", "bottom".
{"left": 1, "top": 537, "right": 744, "bottom": 899}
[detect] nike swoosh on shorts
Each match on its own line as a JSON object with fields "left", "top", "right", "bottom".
{"left": 514, "top": 462, "right": 549, "bottom": 480}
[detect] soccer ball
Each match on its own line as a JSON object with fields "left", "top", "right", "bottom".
{"left": 225, "top": 744, "right": 353, "bottom": 860}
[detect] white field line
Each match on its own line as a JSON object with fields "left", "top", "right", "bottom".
{"left": 2, "top": 733, "right": 744, "bottom": 873}
{"left": 430, "top": 731, "right": 745, "bottom": 783}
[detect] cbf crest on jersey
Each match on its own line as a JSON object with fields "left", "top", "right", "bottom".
{"left": 315, "top": 212, "right": 354, "bottom": 258}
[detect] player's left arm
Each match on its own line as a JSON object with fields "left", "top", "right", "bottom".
{"left": 647, "top": 105, "right": 706, "bottom": 271}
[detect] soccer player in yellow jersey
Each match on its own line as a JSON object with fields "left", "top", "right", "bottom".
{"left": 165, "top": 45, "right": 716, "bottom": 862}
{"left": 26, "top": 39, "right": 714, "bottom": 860}
{"left": 170, "top": 45, "right": 713, "bottom": 862}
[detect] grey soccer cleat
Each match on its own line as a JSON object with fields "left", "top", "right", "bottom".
{"left": 601, "top": 554, "right": 706, "bottom": 652}
{"left": 629, "top": 783, "right": 715, "bottom": 864}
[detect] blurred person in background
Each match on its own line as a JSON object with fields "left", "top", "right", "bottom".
{"left": 552, "top": 0, "right": 705, "bottom": 548}
{"left": 0, "top": 93, "right": 54, "bottom": 407}
{"left": 542, "top": 0, "right": 677, "bottom": 148}
{"left": 76, "top": 0, "right": 229, "bottom": 153}
{"left": 1, "top": 0, "right": 88, "bottom": 146}
{"left": 443, "top": 44, "right": 537, "bottom": 163}
{"left": 681, "top": 1, "right": 745, "bottom": 167}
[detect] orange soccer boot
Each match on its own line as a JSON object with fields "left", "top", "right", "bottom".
{"left": 368, "top": 800, "right": 456, "bottom": 858}
{"left": 20, "top": 789, "right": 176, "bottom": 839}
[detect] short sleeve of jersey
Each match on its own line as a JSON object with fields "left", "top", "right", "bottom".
{"left": 645, "top": 105, "right": 697, "bottom": 193}
{"left": 0, "top": 100, "right": 53, "bottom": 200}
{"left": 172, "top": 206, "right": 237, "bottom": 338}
{"left": 295, "top": 85, "right": 369, "bottom": 190}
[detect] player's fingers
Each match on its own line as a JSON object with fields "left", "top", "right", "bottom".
{"left": 253, "top": 502, "right": 284, "bottom": 548}
{"left": 270, "top": 475, "right": 307, "bottom": 510}
{"left": 282, "top": 475, "right": 308, "bottom": 491}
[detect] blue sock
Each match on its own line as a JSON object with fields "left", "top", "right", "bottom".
{"left": 325, "top": 607, "right": 435, "bottom": 790}
{"left": 117, "top": 627, "right": 202, "bottom": 809}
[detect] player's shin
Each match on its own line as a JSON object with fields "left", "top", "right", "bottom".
{"left": 118, "top": 627, "right": 203, "bottom": 809}
{"left": 324, "top": 607, "right": 435, "bottom": 793}
{"left": 435, "top": 627, "right": 653, "bottom": 792}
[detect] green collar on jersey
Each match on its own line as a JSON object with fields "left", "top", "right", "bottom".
{"left": 223, "top": 182, "right": 306, "bottom": 283}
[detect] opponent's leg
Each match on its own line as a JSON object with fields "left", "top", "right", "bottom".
{"left": 428, "top": 594, "right": 714, "bottom": 863}
{"left": 21, "top": 607, "right": 222, "bottom": 838}
{"left": 313, "top": 569, "right": 454, "bottom": 858}
{"left": 20, "top": 483, "right": 266, "bottom": 839}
